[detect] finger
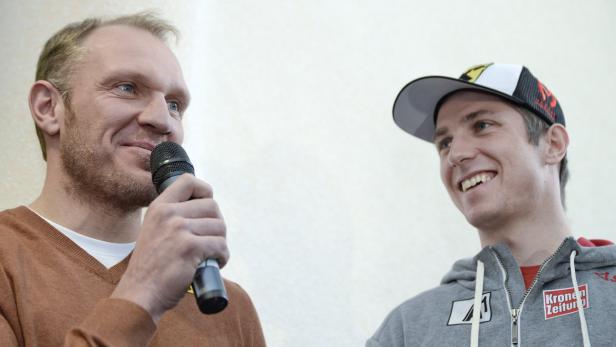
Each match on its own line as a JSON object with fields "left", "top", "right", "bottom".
{"left": 172, "top": 199, "right": 223, "bottom": 219}
{"left": 189, "top": 235, "right": 230, "bottom": 268}
{"left": 155, "top": 174, "right": 213, "bottom": 203}
{"left": 186, "top": 218, "right": 227, "bottom": 238}
{"left": 184, "top": 234, "right": 229, "bottom": 267}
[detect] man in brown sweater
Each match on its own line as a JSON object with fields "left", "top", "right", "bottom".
{"left": 0, "top": 13, "right": 266, "bottom": 346}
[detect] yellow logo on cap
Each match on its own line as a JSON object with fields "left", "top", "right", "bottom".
{"left": 461, "top": 63, "right": 493, "bottom": 82}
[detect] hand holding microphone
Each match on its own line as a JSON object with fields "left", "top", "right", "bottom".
{"left": 150, "top": 142, "right": 228, "bottom": 314}
{"left": 111, "top": 142, "right": 228, "bottom": 323}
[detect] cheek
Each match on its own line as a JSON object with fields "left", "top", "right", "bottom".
{"left": 63, "top": 112, "right": 97, "bottom": 143}
{"left": 73, "top": 102, "right": 120, "bottom": 137}
{"left": 439, "top": 161, "right": 455, "bottom": 194}
{"left": 171, "top": 120, "right": 185, "bottom": 143}
{"left": 507, "top": 146, "right": 542, "bottom": 175}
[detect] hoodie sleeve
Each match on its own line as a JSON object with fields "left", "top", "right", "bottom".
{"left": 366, "top": 337, "right": 386, "bottom": 347}
{"left": 367, "top": 307, "right": 406, "bottom": 347}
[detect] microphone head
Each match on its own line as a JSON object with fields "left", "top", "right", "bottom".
{"left": 150, "top": 142, "right": 194, "bottom": 193}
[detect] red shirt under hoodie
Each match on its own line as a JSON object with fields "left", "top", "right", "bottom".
{"left": 520, "top": 237, "right": 614, "bottom": 289}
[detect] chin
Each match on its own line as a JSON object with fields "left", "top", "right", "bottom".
{"left": 95, "top": 165, "right": 158, "bottom": 209}
{"left": 130, "top": 167, "right": 153, "bottom": 183}
{"left": 462, "top": 206, "right": 504, "bottom": 230}
{"left": 114, "top": 155, "right": 152, "bottom": 180}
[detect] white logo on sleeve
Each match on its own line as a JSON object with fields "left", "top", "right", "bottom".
{"left": 447, "top": 292, "right": 492, "bottom": 325}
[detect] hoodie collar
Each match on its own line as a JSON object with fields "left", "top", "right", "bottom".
{"left": 441, "top": 237, "right": 616, "bottom": 295}
{"left": 443, "top": 237, "right": 616, "bottom": 290}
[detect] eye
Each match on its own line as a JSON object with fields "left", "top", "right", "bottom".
{"left": 474, "top": 120, "right": 492, "bottom": 131}
{"left": 115, "top": 83, "right": 136, "bottom": 95}
{"left": 437, "top": 137, "right": 452, "bottom": 152}
{"left": 167, "top": 101, "right": 182, "bottom": 117}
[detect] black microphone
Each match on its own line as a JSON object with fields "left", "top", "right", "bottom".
{"left": 150, "top": 141, "right": 228, "bottom": 314}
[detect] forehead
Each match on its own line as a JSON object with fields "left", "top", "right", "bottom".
{"left": 436, "top": 90, "right": 517, "bottom": 126}
{"left": 76, "top": 25, "right": 189, "bottom": 97}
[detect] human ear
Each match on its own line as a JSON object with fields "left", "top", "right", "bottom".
{"left": 28, "top": 80, "right": 64, "bottom": 137}
{"left": 543, "top": 124, "right": 569, "bottom": 165}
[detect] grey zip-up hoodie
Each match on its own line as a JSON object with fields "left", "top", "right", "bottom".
{"left": 367, "top": 237, "right": 616, "bottom": 346}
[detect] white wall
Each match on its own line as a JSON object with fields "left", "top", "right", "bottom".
{"left": 1, "top": 1, "right": 615, "bottom": 346}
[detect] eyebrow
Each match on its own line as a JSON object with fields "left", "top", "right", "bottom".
{"left": 101, "top": 70, "right": 191, "bottom": 107}
{"left": 432, "top": 109, "right": 492, "bottom": 142}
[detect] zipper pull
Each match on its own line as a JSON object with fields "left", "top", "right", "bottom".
{"left": 511, "top": 308, "right": 519, "bottom": 345}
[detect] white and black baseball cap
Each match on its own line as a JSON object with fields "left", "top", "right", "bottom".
{"left": 393, "top": 63, "right": 566, "bottom": 143}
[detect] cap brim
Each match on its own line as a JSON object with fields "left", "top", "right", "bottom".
{"left": 392, "top": 76, "right": 522, "bottom": 143}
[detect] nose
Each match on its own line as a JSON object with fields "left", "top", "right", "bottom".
{"left": 137, "top": 94, "right": 174, "bottom": 135}
{"left": 447, "top": 136, "right": 477, "bottom": 167}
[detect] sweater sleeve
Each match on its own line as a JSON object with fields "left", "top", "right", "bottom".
{"left": 65, "top": 298, "right": 157, "bottom": 347}
{"left": 0, "top": 313, "right": 19, "bottom": 347}
{"left": 0, "top": 257, "right": 20, "bottom": 347}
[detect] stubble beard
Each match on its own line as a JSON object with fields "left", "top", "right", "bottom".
{"left": 60, "top": 107, "right": 158, "bottom": 214}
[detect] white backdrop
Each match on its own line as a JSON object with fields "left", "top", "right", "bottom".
{"left": 1, "top": 1, "right": 615, "bottom": 346}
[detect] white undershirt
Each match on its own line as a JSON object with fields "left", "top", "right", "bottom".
{"left": 28, "top": 207, "right": 135, "bottom": 269}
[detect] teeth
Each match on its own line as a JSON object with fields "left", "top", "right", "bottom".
{"left": 460, "top": 173, "right": 494, "bottom": 192}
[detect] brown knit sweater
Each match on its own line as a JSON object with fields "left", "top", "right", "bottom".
{"left": 0, "top": 206, "right": 266, "bottom": 346}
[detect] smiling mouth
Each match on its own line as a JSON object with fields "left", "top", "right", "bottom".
{"left": 121, "top": 142, "right": 156, "bottom": 153}
{"left": 119, "top": 145, "right": 153, "bottom": 169}
{"left": 459, "top": 172, "right": 496, "bottom": 192}
{"left": 129, "top": 146, "right": 152, "bottom": 153}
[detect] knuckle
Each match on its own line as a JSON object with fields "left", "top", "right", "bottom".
{"left": 204, "top": 219, "right": 226, "bottom": 237}
{"left": 218, "top": 220, "right": 227, "bottom": 237}
{"left": 173, "top": 173, "right": 194, "bottom": 188}
{"left": 146, "top": 201, "right": 163, "bottom": 214}
{"left": 219, "top": 246, "right": 231, "bottom": 266}
{"left": 146, "top": 202, "right": 169, "bottom": 221}
{"left": 196, "top": 221, "right": 221, "bottom": 237}
{"left": 159, "top": 203, "right": 175, "bottom": 217}
{"left": 195, "top": 178, "right": 213, "bottom": 195}
{"left": 207, "top": 199, "right": 220, "bottom": 213}
{"left": 168, "top": 216, "right": 189, "bottom": 231}
{"left": 179, "top": 239, "right": 198, "bottom": 259}
{"left": 209, "top": 238, "right": 228, "bottom": 257}
{"left": 179, "top": 172, "right": 194, "bottom": 181}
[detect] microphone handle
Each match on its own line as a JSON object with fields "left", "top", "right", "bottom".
{"left": 160, "top": 175, "right": 228, "bottom": 314}
{"left": 192, "top": 259, "right": 228, "bottom": 314}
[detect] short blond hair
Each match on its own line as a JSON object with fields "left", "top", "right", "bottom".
{"left": 34, "top": 12, "right": 179, "bottom": 160}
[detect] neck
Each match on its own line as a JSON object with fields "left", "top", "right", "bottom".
{"left": 30, "top": 163, "right": 142, "bottom": 243}
{"left": 477, "top": 206, "right": 572, "bottom": 266}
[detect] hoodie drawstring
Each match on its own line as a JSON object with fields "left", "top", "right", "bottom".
{"left": 569, "top": 250, "right": 591, "bottom": 347}
{"left": 470, "top": 260, "right": 484, "bottom": 347}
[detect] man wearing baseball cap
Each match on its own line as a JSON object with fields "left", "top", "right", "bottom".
{"left": 367, "top": 63, "right": 616, "bottom": 346}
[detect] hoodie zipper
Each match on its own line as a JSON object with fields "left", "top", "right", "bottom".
{"left": 511, "top": 308, "right": 519, "bottom": 345}
{"left": 490, "top": 239, "right": 568, "bottom": 346}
